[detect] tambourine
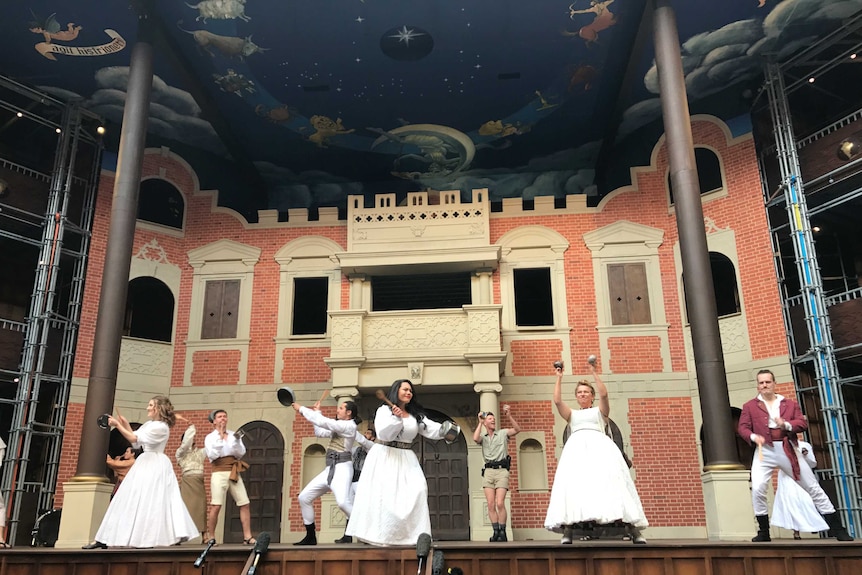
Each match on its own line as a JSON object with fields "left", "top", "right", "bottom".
{"left": 277, "top": 385, "right": 296, "bottom": 407}
{"left": 441, "top": 420, "right": 461, "bottom": 444}
{"left": 96, "top": 413, "right": 111, "bottom": 430}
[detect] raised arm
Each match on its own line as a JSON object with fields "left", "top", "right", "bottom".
{"left": 473, "top": 413, "right": 485, "bottom": 444}
{"left": 553, "top": 364, "right": 572, "bottom": 423}
{"left": 589, "top": 364, "right": 610, "bottom": 418}
{"left": 504, "top": 406, "right": 521, "bottom": 437}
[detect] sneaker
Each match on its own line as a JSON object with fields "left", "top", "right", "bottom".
{"left": 560, "top": 526, "right": 573, "bottom": 544}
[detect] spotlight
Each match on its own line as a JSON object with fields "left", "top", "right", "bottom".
{"left": 808, "top": 77, "right": 815, "bottom": 83}
{"left": 812, "top": 226, "right": 821, "bottom": 233}
{"left": 96, "top": 125, "right": 106, "bottom": 135}
{"left": 55, "top": 128, "right": 61, "bottom": 134}
{"left": 851, "top": 54, "right": 857, "bottom": 60}
{"left": 0, "top": 178, "right": 9, "bottom": 198}
{"left": 16, "top": 112, "right": 23, "bottom": 118}
{"left": 837, "top": 135, "right": 862, "bottom": 161}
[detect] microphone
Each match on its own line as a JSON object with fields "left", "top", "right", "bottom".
{"left": 431, "top": 549, "right": 445, "bottom": 575}
{"left": 246, "top": 532, "right": 271, "bottom": 575}
{"left": 194, "top": 538, "right": 216, "bottom": 568}
{"left": 416, "top": 532, "right": 432, "bottom": 575}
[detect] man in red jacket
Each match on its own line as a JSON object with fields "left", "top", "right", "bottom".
{"left": 738, "top": 369, "right": 852, "bottom": 541}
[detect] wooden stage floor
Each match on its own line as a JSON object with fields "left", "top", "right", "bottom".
{"left": 1, "top": 538, "right": 861, "bottom": 575}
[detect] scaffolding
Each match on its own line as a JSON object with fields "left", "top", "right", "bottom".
{"left": 763, "top": 57, "right": 862, "bottom": 536}
{"left": 0, "top": 76, "right": 102, "bottom": 544}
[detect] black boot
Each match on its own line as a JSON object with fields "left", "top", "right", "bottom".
{"left": 335, "top": 527, "right": 352, "bottom": 544}
{"left": 751, "top": 514, "right": 771, "bottom": 542}
{"left": 823, "top": 512, "right": 854, "bottom": 541}
{"left": 489, "top": 523, "right": 500, "bottom": 542}
{"left": 294, "top": 523, "right": 317, "bottom": 546}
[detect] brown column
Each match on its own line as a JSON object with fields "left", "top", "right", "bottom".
{"left": 73, "top": 16, "right": 155, "bottom": 480}
{"left": 652, "top": 0, "right": 742, "bottom": 469}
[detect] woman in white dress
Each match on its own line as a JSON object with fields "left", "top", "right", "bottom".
{"left": 544, "top": 361, "right": 648, "bottom": 544}
{"left": 84, "top": 395, "right": 199, "bottom": 548}
{"left": 771, "top": 440, "right": 828, "bottom": 538}
{"left": 346, "top": 379, "right": 447, "bottom": 546}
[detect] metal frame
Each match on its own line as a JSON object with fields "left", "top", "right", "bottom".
{"left": 762, "top": 59, "right": 862, "bottom": 537}
{"left": 0, "top": 76, "right": 101, "bottom": 544}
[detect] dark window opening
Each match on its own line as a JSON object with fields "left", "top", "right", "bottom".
{"left": 513, "top": 268, "right": 554, "bottom": 326}
{"left": 138, "top": 178, "right": 184, "bottom": 229}
{"left": 711, "top": 252, "right": 741, "bottom": 317}
{"left": 123, "top": 277, "right": 174, "bottom": 342}
{"left": 681, "top": 252, "right": 741, "bottom": 322}
{"left": 372, "top": 272, "right": 471, "bottom": 311}
{"left": 668, "top": 147, "right": 723, "bottom": 204}
{"left": 292, "top": 277, "right": 329, "bottom": 335}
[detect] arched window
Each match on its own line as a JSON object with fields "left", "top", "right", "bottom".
{"left": 681, "top": 252, "right": 741, "bottom": 321}
{"left": 124, "top": 277, "right": 174, "bottom": 342}
{"left": 138, "top": 178, "right": 184, "bottom": 229}
{"left": 517, "top": 437, "right": 548, "bottom": 491}
{"left": 667, "top": 147, "right": 723, "bottom": 204}
{"left": 301, "top": 444, "right": 326, "bottom": 488}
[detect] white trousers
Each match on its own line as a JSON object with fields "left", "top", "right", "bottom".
{"left": 298, "top": 460, "right": 353, "bottom": 525}
{"left": 750, "top": 442, "right": 835, "bottom": 516}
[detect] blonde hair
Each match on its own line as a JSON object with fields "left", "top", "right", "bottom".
{"left": 575, "top": 380, "right": 595, "bottom": 397}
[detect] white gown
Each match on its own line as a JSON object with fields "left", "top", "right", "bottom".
{"left": 771, "top": 442, "right": 829, "bottom": 533}
{"left": 544, "top": 407, "right": 648, "bottom": 531}
{"left": 345, "top": 405, "right": 445, "bottom": 545}
{"left": 95, "top": 420, "right": 200, "bottom": 547}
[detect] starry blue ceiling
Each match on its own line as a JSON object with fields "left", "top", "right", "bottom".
{"left": 0, "top": 1, "right": 859, "bottom": 215}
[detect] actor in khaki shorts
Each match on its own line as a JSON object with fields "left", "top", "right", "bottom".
{"left": 472, "top": 405, "right": 521, "bottom": 542}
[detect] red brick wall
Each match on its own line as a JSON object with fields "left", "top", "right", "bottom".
{"left": 607, "top": 336, "right": 663, "bottom": 373}
{"left": 507, "top": 401, "right": 557, "bottom": 529}
{"left": 191, "top": 349, "right": 242, "bottom": 385}
{"left": 509, "top": 340, "right": 563, "bottom": 376}
{"left": 281, "top": 348, "right": 332, "bottom": 383}
{"left": 628, "top": 397, "right": 706, "bottom": 527}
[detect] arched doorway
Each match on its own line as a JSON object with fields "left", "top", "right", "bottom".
{"left": 225, "top": 421, "right": 285, "bottom": 542}
{"left": 413, "top": 409, "right": 470, "bottom": 540}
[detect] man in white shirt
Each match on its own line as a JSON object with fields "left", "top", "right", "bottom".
{"left": 204, "top": 409, "right": 255, "bottom": 544}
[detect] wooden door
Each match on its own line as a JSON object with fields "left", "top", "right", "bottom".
{"left": 225, "top": 421, "right": 284, "bottom": 542}
{"left": 414, "top": 410, "right": 470, "bottom": 540}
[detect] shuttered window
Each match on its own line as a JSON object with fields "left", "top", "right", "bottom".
{"left": 201, "top": 279, "right": 240, "bottom": 339}
{"left": 608, "top": 263, "right": 651, "bottom": 325}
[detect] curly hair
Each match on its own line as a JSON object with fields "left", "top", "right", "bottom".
{"left": 151, "top": 395, "right": 176, "bottom": 427}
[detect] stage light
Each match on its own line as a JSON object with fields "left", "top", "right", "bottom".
{"left": 55, "top": 127, "right": 61, "bottom": 134}
{"left": 851, "top": 54, "right": 857, "bottom": 60}
{"left": 837, "top": 135, "right": 862, "bottom": 161}
{"left": 96, "top": 125, "right": 106, "bottom": 135}
{"left": 16, "top": 112, "right": 23, "bottom": 118}
{"left": 812, "top": 226, "right": 821, "bottom": 233}
{"left": 808, "top": 77, "right": 815, "bottom": 83}
{"left": 0, "top": 178, "right": 9, "bottom": 199}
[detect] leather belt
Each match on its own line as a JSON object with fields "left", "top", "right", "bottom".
{"left": 381, "top": 440, "right": 413, "bottom": 449}
{"left": 769, "top": 428, "right": 787, "bottom": 440}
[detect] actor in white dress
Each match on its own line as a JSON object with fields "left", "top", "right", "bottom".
{"left": 771, "top": 440, "right": 829, "bottom": 536}
{"left": 346, "top": 379, "right": 447, "bottom": 546}
{"left": 544, "top": 361, "right": 648, "bottom": 544}
{"left": 89, "top": 396, "right": 199, "bottom": 548}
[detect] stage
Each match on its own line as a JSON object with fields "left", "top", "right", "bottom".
{"left": 1, "top": 539, "right": 861, "bottom": 575}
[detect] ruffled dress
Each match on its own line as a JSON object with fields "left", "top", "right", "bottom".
{"left": 346, "top": 405, "right": 445, "bottom": 545}
{"left": 95, "top": 420, "right": 200, "bottom": 547}
{"left": 771, "top": 443, "right": 829, "bottom": 533}
{"left": 544, "top": 406, "right": 648, "bottom": 531}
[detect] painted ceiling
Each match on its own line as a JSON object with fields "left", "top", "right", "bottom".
{"left": 1, "top": 0, "right": 860, "bottom": 216}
